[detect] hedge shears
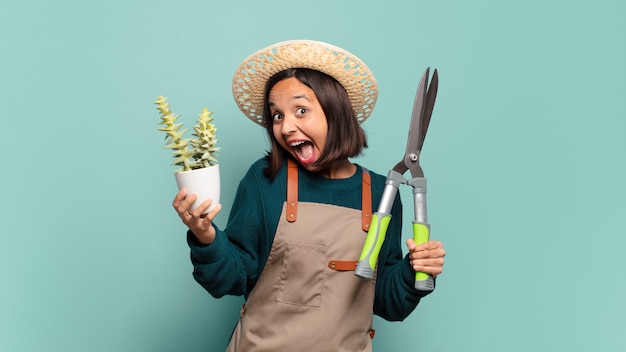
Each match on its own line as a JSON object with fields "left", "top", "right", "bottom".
{"left": 355, "top": 67, "right": 438, "bottom": 292}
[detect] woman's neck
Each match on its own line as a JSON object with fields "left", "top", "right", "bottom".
{"left": 317, "top": 159, "right": 356, "bottom": 179}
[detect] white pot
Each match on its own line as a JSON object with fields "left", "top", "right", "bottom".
{"left": 174, "top": 165, "right": 220, "bottom": 214}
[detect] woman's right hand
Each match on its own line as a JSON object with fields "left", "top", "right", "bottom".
{"left": 172, "top": 188, "right": 222, "bottom": 245}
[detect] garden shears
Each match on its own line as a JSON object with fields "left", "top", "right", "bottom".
{"left": 355, "top": 67, "right": 438, "bottom": 292}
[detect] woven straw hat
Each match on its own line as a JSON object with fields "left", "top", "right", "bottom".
{"left": 232, "top": 40, "right": 378, "bottom": 126}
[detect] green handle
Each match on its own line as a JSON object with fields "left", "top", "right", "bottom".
{"left": 355, "top": 213, "right": 391, "bottom": 279}
{"left": 413, "top": 222, "right": 435, "bottom": 291}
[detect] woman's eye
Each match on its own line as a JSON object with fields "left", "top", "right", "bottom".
{"left": 272, "top": 112, "right": 283, "bottom": 121}
{"left": 296, "top": 107, "right": 307, "bottom": 116}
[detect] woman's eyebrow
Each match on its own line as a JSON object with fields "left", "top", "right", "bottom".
{"left": 290, "top": 94, "right": 309, "bottom": 102}
{"left": 269, "top": 94, "right": 311, "bottom": 107}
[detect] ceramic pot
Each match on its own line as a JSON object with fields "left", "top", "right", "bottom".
{"left": 174, "top": 164, "right": 220, "bottom": 214}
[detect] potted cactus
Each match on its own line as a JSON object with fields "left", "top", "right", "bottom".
{"left": 155, "top": 96, "right": 221, "bottom": 213}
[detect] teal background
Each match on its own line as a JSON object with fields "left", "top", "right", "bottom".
{"left": 1, "top": 0, "right": 624, "bottom": 351}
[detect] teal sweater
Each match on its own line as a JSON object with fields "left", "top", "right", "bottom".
{"left": 187, "top": 157, "right": 431, "bottom": 321}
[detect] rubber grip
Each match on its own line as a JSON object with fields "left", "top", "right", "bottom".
{"left": 355, "top": 213, "right": 391, "bottom": 279}
{"left": 413, "top": 223, "right": 435, "bottom": 291}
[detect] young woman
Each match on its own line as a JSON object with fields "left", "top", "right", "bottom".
{"left": 172, "top": 40, "right": 445, "bottom": 351}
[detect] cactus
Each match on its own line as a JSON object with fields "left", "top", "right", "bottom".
{"left": 155, "top": 96, "right": 220, "bottom": 172}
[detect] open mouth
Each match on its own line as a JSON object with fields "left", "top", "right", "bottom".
{"left": 290, "top": 140, "right": 315, "bottom": 164}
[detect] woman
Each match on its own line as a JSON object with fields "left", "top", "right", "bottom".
{"left": 173, "top": 40, "right": 445, "bottom": 351}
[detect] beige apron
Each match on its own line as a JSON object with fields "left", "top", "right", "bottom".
{"left": 226, "top": 161, "right": 376, "bottom": 352}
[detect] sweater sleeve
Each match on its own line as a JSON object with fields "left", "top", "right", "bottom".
{"left": 372, "top": 189, "right": 433, "bottom": 321}
{"left": 187, "top": 171, "right": 268, "bottom": 299}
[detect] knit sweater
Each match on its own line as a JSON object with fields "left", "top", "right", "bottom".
{"left": 187, "top": 157, "right": 431, "bottom": 321}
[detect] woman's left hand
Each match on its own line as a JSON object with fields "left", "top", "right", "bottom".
{"left": 406, "top": 239, "right": 446, "bottom": 277}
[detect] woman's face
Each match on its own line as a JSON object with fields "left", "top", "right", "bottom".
{"left": 269, "top": 77, "right": 328, "bottom": 172}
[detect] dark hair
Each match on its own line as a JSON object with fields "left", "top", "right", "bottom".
{"left": 262, "top": 68, "right": 368, "bottom": 179}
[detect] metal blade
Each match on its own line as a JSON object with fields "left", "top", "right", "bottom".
{"left": 394, "top": 67, "right": 429, "bottom": 176}
{"left": 418, "top": 69, "right": 438, "bottom": 151}
{"left": 403, "top": 67, "right": 429, "bottom": 161}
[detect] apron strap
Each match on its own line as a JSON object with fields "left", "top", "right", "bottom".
{"left": 286, "top": 159, "right": 372, "bottom": 232}
{"left": 361, "top": 167, "right": 372, "bottom": 232}
{"left": 286, "top": 158, "right": 298, "bottom": 222}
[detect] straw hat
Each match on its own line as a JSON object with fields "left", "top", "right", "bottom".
{"left": 232, "top": 40, "right": 378, "bottom": 126}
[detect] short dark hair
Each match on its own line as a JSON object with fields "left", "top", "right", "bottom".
{"left": 262, "top": 68, "right": 368, "bottom": 179}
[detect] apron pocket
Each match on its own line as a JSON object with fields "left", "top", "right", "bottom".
{"left": 277, "top": 242, "right": 326, "bottom": 307}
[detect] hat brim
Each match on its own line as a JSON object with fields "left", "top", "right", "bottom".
{"left": 232, "top": 40, "right": 378, "bottom": 126}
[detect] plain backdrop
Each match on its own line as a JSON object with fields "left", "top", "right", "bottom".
{"left": 1, "top": 0, "right": 625, "bottom": 351}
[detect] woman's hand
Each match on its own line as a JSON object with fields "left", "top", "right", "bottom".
{"left": 406, "top": 239, "right": 446, "bottom": 277}
{"left": 172, "top": 188, "right": 222, "bottom": 245}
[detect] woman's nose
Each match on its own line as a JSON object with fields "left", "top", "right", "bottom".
{"left": 281, "top": 115, "right": 297, "bottom": 134}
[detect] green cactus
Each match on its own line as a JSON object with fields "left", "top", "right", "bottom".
{"left": 155, "top": 96, "right": 220, "bottom": 172}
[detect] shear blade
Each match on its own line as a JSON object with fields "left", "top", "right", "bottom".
{"left": 418, "top": 69, "right": 438, "bottom": 151}
{"left": 395, "top": 67, "right": 438, "bottom": 177}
